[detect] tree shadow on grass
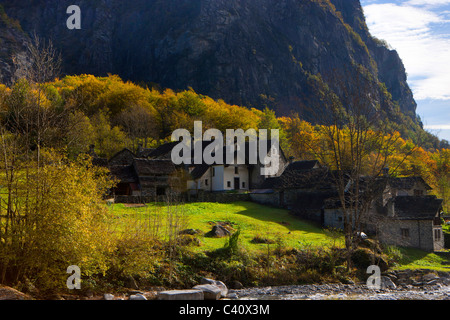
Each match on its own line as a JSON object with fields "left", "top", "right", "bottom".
{"left": 231, "top": 201, "right": 327, "bottom": 235}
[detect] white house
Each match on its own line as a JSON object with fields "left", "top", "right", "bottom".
{"left": 186, "top": 140, "right": 288, "bottom": 194}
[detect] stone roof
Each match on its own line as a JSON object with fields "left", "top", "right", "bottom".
{"left": 146, "top": 142, "right": 180, "bottom": 159}
{"left": 263, "top": 167, "right": 335, "bottom": 190}
{"left": 133, "top": 159, "right": 178, "bottom": 176}
{"left": 284, "top": 160, "right": 320, "bottom": 172}
{"left": 190, "top": 164, "right": 210, "bottom": 180}
{"left": 389, "top": 177, "right": 432, "bottom": 191}
{"left": 394, "top": 196, "right": 443, "bottom": 220}
{"left": 108, "top": 148, "right": 136, "bottom": 166}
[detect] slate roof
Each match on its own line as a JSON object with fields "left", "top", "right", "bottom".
{"left": 108, "top": 148, "right": 136, "bottom": 166}
{"left": 146, "top": 142, "right": 180, "bottom": 159}
{"left": 284, "top": 160, "right": 320, "bottom": 172}
{"left": 267, "top": 167, "right": 335, "bottom": 190}
{"left": 133, "top": 159, "right": 178, "bottom": 176}
{"left": 389, "top": 177, "right": 432, "bottom": 191}
{"left": 394, "top": 196, "right": 443, "bottom": 220}
{"left": 190, "top": 164, "right": 210, "bottom": 180}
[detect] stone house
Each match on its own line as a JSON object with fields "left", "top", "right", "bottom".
{"left": 185, "top": 140, "right": 288, "bottom": 199}
{"left": 321, "top": 175, "right": 444, "bottom": 252}
{"left": 89, "top": 145, "right": 184, "bottom": 202}
{"left": 250, "top": 160, "right": 337, "bottom": 224}
{"left": 251, "top": 159, "right": 444, "bottom": 252}
{"left": 376, "top": 195, "right": 444, "bottom": 252}
{"left": 99, "top": 138, "right": 288, "bottom": 202}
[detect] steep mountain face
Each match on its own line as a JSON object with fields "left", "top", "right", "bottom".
{"left": 0, "top": 5, "right": 28, "bottom": 85}
{"left": 0, "top": 0, "right": 417, "bottom": 123}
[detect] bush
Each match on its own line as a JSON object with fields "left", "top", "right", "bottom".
{"left": 0, "top": 152, "right": 115, "bottom": 292}
{"left": 385, "top": 246, "right": 403, "bottom": 265}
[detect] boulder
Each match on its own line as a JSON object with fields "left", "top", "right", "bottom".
{"left": 0, "top": 286, "right": 33, "bottom": 300}
{"left": 423, "top": 273, "right": 439, "bottom": 282}
{"left": 381, "top": 276, "right": 397, "bottom": 290}
{"left": 206, "top": 225, "right": 231, "bottom": 238}
{"left": 200, "top": 278, "right": 228, "bottom": 298}
{"left": 129, "top": 293, "right": 147, "bottom": 300}
{"left": 192, "top": 284, "right": 222, "bottom": 300}
{"left": 103, "top": 293, "right": 115, "bottom": 300}
{"left": 227, "top": 292, "right": 239, "bottom": 299}
{"left": 158, "top": 290, "right": 204, "bottom": 301}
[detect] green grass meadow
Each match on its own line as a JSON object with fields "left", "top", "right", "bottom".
{"left": 106, "top": 201, "right": 450, "bottom": 272}
{"left": 107, "top": 201, "right": 342, "bottom": 253}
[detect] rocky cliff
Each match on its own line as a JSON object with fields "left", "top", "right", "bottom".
{"left": 0, "top": 0, "right": 418, "bottom": 123}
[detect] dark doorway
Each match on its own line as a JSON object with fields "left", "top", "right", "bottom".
{"left": 234, "top": 177, "right": 240, "bottom": 190}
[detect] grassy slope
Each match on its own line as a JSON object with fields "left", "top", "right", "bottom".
{"left": 107, "top": 201, "right": 450, "bottom": 271}
{"left": 107, "top": 201, "right": 342, "bottom": 252}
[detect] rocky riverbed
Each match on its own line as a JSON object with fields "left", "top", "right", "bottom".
{"left": 232, "top": 283, "right": 450, "bottom": 300}
{"left": 2, "top": 269, "right": 450, "bottom": 301}
{"left": 232, "top": 269, "right": 450, "bottom": 300}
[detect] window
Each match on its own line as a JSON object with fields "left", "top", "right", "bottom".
{"left": 401, "top": 228, "right": 410, "bottom": 239}
{"left": 242, "top": 182, "right": 246, "bottom": 188}
{"left": 156, "top": 187, "right": 166, "bottom": 196}
{"left": 205, "top": 179, "right": 208, "bottom": 186}
{"left": 227, "top": 181, "right": 231, "bottom": 188}
{"left": 435, "top": 229, "right": 442, "bottom": 241}
{"left": 235, "top": 166, "right": 239, "bottom": 174}
{"left": 414, "top": 189, "right": 424, "bottom": 196}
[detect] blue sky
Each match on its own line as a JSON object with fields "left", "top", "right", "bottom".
{"left": 360, "top": 0, "right": 450, "bottom": 141}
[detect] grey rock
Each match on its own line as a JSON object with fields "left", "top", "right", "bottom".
{"left": 103, "top": 293, "right": 115, "bottom": 300}
{"left": 192, "top": 284, "right": 222, "bottom": 300}
{"left": 423, "top": 273, "right": 439, "bottom": 282}
{"left": 200, "top": 278, "right": 228, "bottom": 298}
{"left": 158, "top": 290, "right": 204, "bottom": 301}
{"left": 381, "top": 276, "right": 397, "bottom": 290}
{"left": 207, "top": 225, "right": 231, "bottom": 238}
{"left": 129, "top": 293, "right": 147, "bottom": 300}
{"left": 226, "top": 292, "right": 239, "bottom": 299}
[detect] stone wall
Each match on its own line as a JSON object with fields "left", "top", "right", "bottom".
{"left": 249, "top": 192, "right": 280, "bottom": 207}
{"left": 378, "top": 219, "right": 438, "bottom": 252}
{"left": 324, "top": 209, "right": 344, "bottom": 230}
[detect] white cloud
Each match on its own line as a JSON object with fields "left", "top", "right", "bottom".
{"left": 424, "top": 124, "right": 450, "bottom": 130}
{"left": 363, "top": 2, "right": 450, "bottom": 100}
{"left": 406, "top": 0, "right": 450, "bottom": 7}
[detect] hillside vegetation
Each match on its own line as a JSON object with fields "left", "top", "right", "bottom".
{"left": 0, "top": 73, "right": 449, "bottom": 294}
{"left": 0, "top": 74, "right": 448, "bottom": 211}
